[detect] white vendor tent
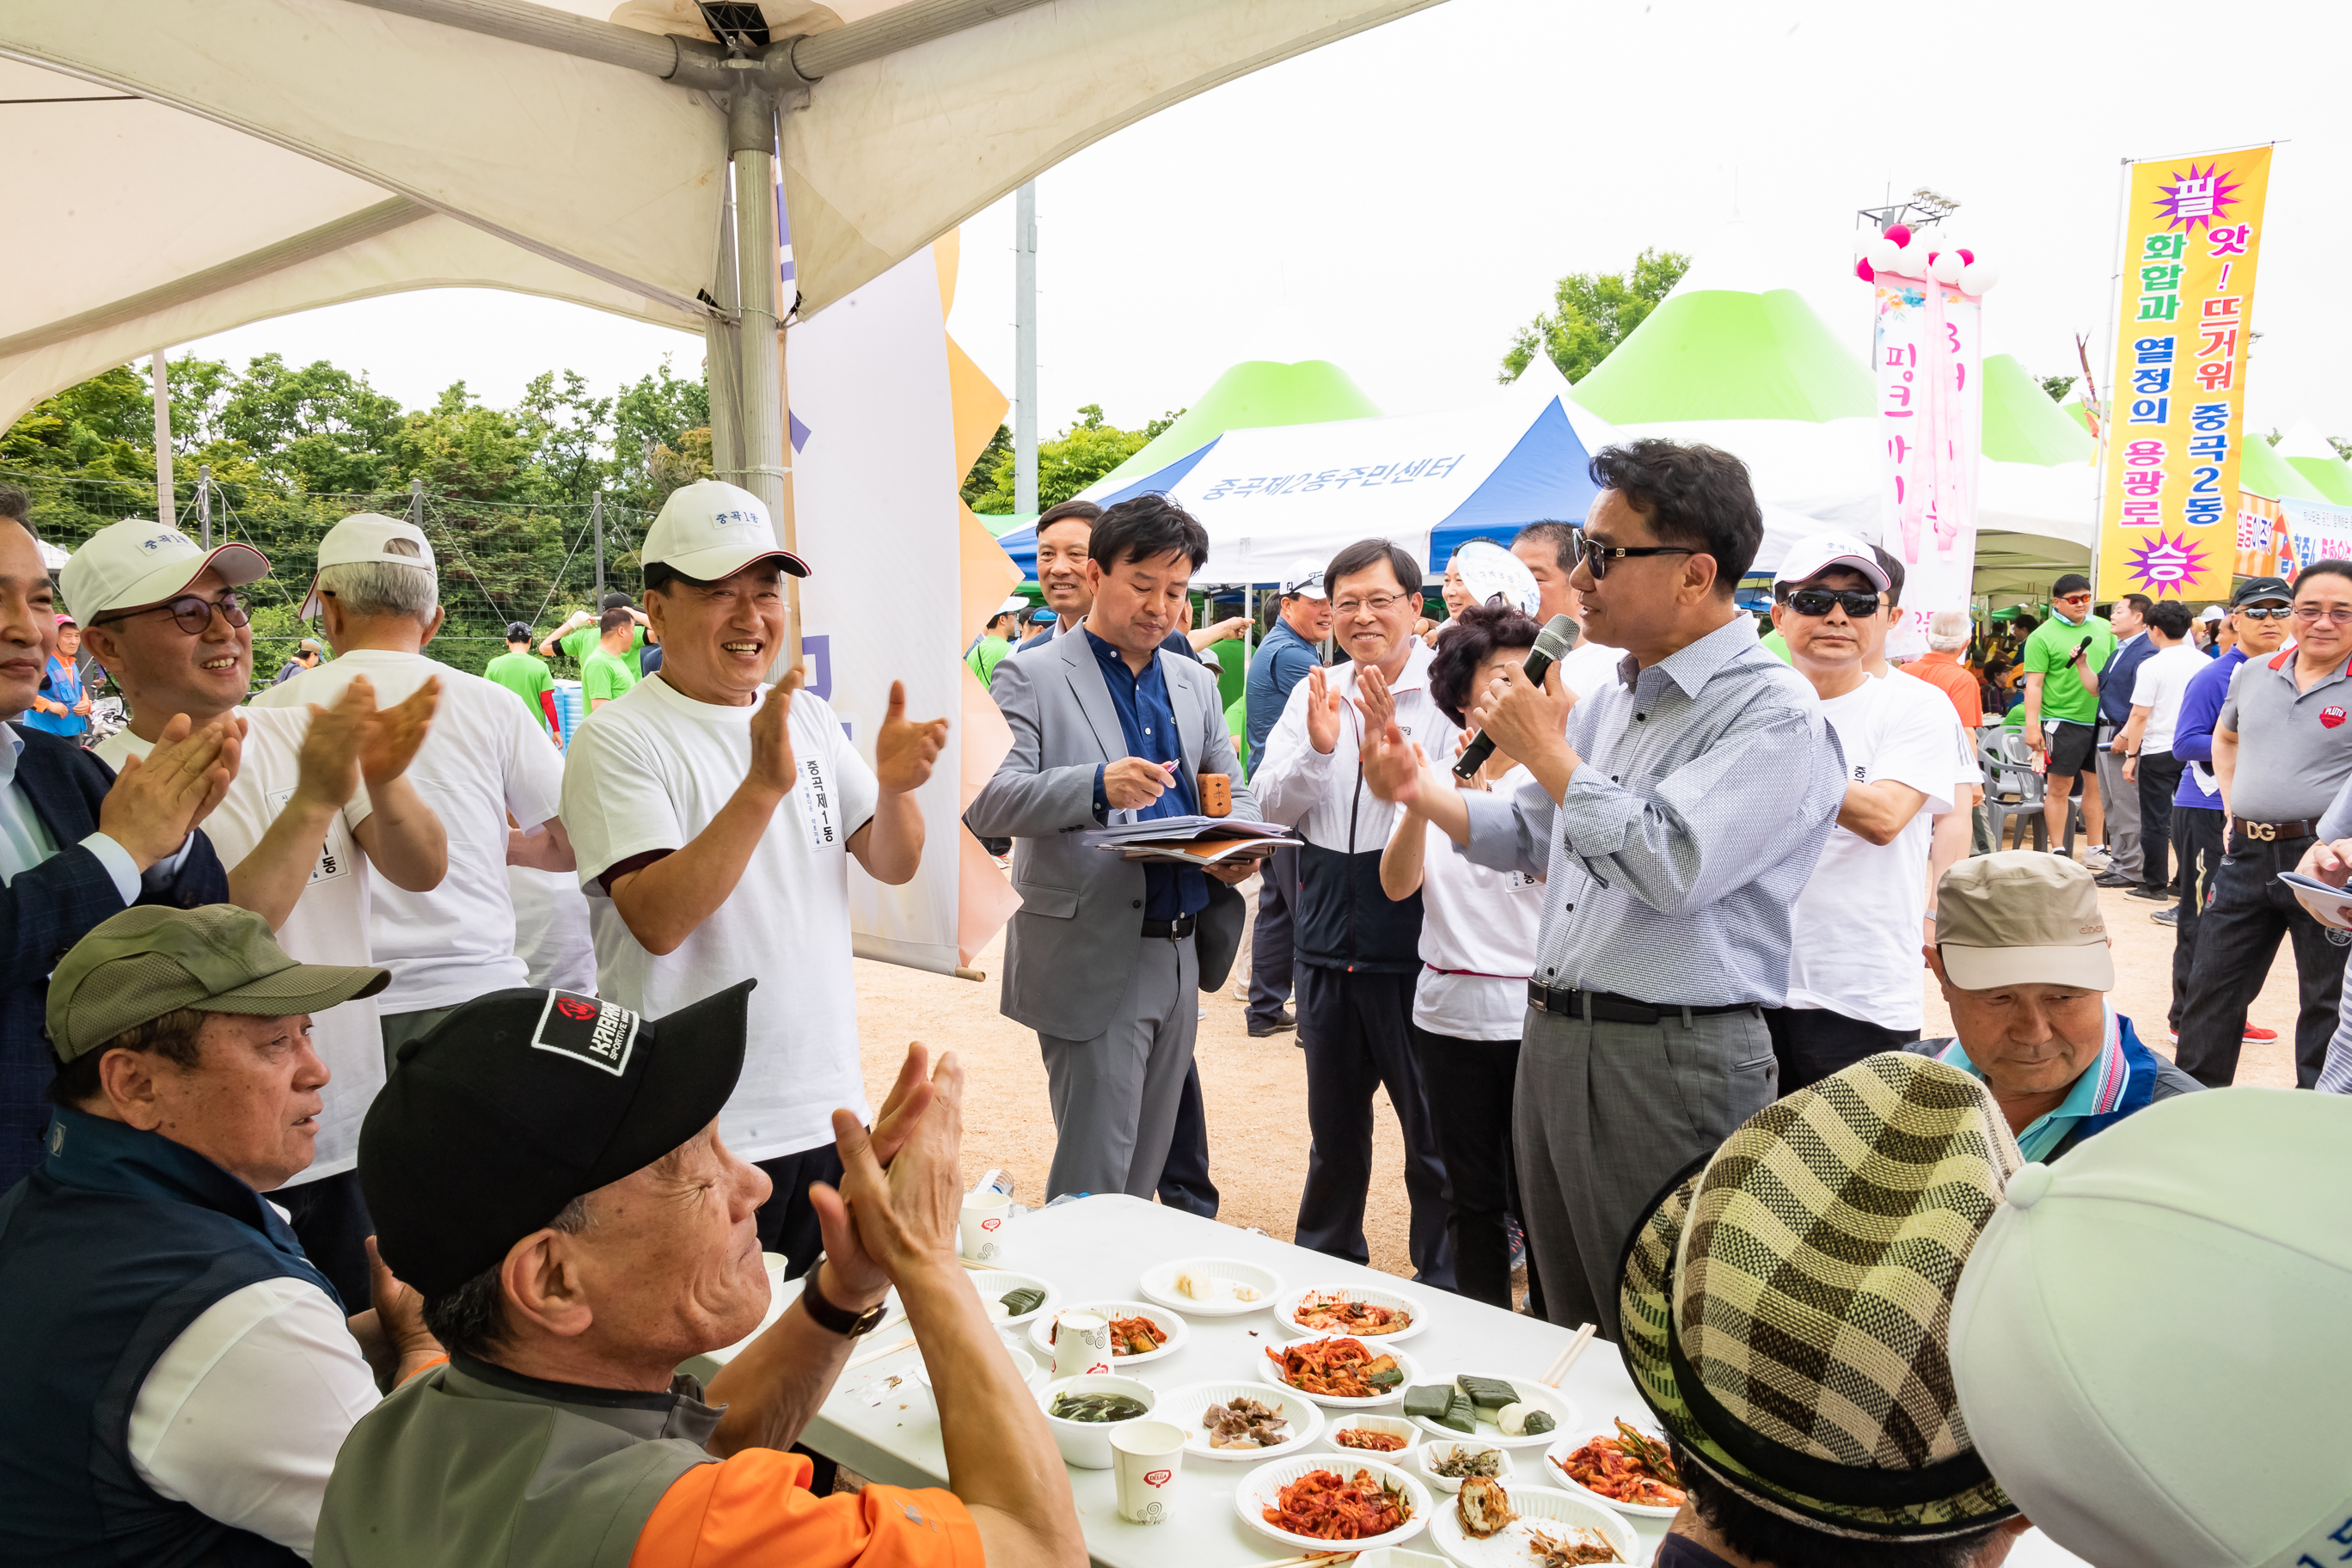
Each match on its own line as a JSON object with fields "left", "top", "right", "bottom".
{"left": 997, "top": 370, "right": 1819, "bottom": 585}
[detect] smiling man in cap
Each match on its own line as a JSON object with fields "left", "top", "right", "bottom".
{"left": 0, "top": 904, "right": 438, "bottom": 1566}
{"left": 1619, "top": 1051, "right": 2036, "bottom": 1568}
{"left": 315, "top": 989, "right": 1084, "bottom": 1568}
{"left": 560, "top": 479, "right": 948, "bottom": 1278}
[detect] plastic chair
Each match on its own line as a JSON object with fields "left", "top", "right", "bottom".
{"left": 1981, "top": 729, "right": 2081, "bottom": 853}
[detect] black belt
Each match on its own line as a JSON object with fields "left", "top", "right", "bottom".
{"left": 2231, "top": 818, "right": 2318, "bottom": 843}
{"left": 1142, "top": 914, "right": 1197, "bottom": 940}
{"left": 1527, "top": 981, "right": 1759, "bottom": 1026}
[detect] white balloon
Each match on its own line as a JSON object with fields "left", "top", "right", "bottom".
{"left": 1896, "top": 239, "right": 1934, "bottom": 275}
{"left": 1959, "top": 260, "right": 2001, "bottom": 294}
{"left": 1864, "top": 236, "right": 1901, "bottom": 272}
{"left": 1929, "top": 251, "right": 1967, "bottom": 285}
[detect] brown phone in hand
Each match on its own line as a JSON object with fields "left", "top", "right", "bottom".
{"left": 1198, "top": 773, "right": 1232, "bottom": 818}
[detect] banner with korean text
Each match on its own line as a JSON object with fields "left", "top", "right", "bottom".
{"left": 1871, "top": 267, "right": 1983, "bottom": 651}
{"left": 2097, "top": 144, "right": 2274, "bottom": 601}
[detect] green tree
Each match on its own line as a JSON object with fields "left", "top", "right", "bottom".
{"left": 1498, "top": 248, "right": 1691, "bottom": 383}
{"left": 2041, "top": 374, "right": 2077, "bottom": 401}
{"left": 963, "top": 423, "right": 1012, "bottom": 510}
{"left": 965, "top": 405, "right": 1185, "bottom": 514}
{"left": 518, "top": 369, "right": 615, "bottom": 508}
{"left": 217, "top": 354, "right": 407, "bottom": 494}
{"left": 610, "top": 355, "right": 711, "bottom": 512}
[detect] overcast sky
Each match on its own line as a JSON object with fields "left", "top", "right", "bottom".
{"left": 187, "top": 0, "right": 2352, "bottom": 447}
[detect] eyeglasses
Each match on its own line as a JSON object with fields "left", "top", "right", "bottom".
{"left": 1568, "top": 532, "right": 1696, "bottom": 579}
{"left": 1331, "top": 592, "right": 1412, "bottom": 617}
{"left": 1783, "top": 588, "right": 1886, "bottom": 619}
{"left": 2238, "top": 605, "right": 2291, "bottom": 621}
{"left": 96, "top": 591, "right": 251, "bottom": 636}
{"left": 2292, "top": 604, "right": 2352, "bottom": 625}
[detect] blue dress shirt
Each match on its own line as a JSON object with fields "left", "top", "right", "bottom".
{"left": 1082, "top": 628, "right": 1207, "bottom": 922}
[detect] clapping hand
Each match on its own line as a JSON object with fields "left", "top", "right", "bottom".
{"left": 1360, "top": 714, "right": 1425, "bottom": 807}
{"left": 746, "top": 668, "right": 805, "bottom": 801}
{"left": 1304, "top": 665, "right": 1345, "bottom": 756}
{"left": 359, "top": 677, "right": 440, "bottom": 793}
{"left": 810, "top": 1044, "right": 944, "bottom": 1305}
{"left": 874, "top": 680, "right": 950, "bottom": 795}
{"left": 813, "top": 1044, "right": 966, "bottom": 1289}
{"left": 101, "top": 713, "right": 241, "bottom": 867}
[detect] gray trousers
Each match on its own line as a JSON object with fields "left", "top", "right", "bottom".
{"left": 1038, "top": 934, "right": 1199, "bottom": 1202}
{"left": 2094, "top": 724, "right": 2141, "bottom": 877}
{"left": 1514, "top": 1002, "right": 1777, "bottom": 1341}
{"left": 380, "top": 1004, "right": 458, "bottom": 1078}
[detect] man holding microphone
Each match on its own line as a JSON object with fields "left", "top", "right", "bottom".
{"left": 2019, "top": 573, "right": 2113, "bottom": 863}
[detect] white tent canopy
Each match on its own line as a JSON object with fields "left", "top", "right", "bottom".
{"left": 0, "top": 0, "right": 1440, "bottom": 432}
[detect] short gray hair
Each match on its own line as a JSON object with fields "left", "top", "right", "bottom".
{"left": 1927, "top": 609, "right": 1973, "bottom": 652}
{"left": 316, "top": 558, "right": 438, "bottom": 622}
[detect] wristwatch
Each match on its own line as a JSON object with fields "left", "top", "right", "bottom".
{"left": 800, "top": 1259, "right": 889, "bottom": 1339}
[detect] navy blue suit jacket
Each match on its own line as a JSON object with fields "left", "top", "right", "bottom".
{"left": 1, "top": 724, "right": 229, "bottom": 1189}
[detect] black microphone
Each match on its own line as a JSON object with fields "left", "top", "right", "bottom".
{"left": 1455, "top": 614, "right": 1580, "bottom": 780}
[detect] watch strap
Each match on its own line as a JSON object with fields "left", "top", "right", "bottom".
{"left": 800, "top": 1259, "right": 886, "bottom": 1338}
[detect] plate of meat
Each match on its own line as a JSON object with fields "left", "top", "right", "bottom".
{"left": 1261, "top": 1334, "right": 1421, "bottom": 1408}
{"left": 1236, "top": 1455, "right": 1432, "bottom": 1553}
{"left": 1155, "top": 1380, "right": 1325, "bottom": 1461}
{"left": 1426, "top": 1479, "right": 1640, "bottom": 1566}
{"left": 1544, "top": 1420, "right": 1687, "bottom": 1519}
{"left": 1275, "top": 1283, "right": 1429, "bottom": 1341}
{"left": 1026, "top": 1300, "right": 1187, "bottom": 1366}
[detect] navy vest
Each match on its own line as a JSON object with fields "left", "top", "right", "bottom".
{"left": 0, "top": 1108, "right": 337, "bottom": 1567}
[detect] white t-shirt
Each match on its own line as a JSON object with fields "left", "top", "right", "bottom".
{"left": 560, "top": 673, "right": 879, "bottom": 1161}
{"left": 1411, "top": 765, "right": 1545, "bottom": 1039}
{"left": 130, "top": 1272, "right": 381, "bottom": 1559}
{"left": 97, "top": 710, "right": 382, "bottom": 1185}
{"left": 508, "top": 864, "right": 597, "bottom": 994}
{"left": 1557, "top": 638, "right": 1626, "bottom": 701}
{"left": 254, "top": 649, "right": 564, "bottom": 1012}
{"left": 2129, "top": 640, "right": 2207, "bottom": 754}
{"left": 1785, "top": 673, "right": 1961, "bottom": 1031}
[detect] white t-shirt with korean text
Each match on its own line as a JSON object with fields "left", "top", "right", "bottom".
{"left": 560, "top": 673, "right": 879, "bottom": 1161}
{"left": 1785, "top": 673, "right": 1961, "bottom": 1032}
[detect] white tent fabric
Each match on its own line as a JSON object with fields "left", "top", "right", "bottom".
{"left": 0, "top": 0, "right": 1440, "bottom": 427}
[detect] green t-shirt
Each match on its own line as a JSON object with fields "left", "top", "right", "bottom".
{"left": 581, "top": 648, "right": 639, "bottom": 707}
{"left": 965, "top": 635, "right": 1012, "bottom": 689}
{"left": 2023, "top": 614, "right": 2114, "bottom": 724}
{"left": 560, "top": 622, "right": 645, "bottom": 665}
{"left": 1760, "top": 627, "right": 1792, "bottom": 664}
{"left": 481, "top": 651, "right": 555, "bottom": 732}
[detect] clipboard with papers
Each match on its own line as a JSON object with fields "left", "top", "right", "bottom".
{"left": 1081, "top": 816, "right": 1297, "bottom": 868}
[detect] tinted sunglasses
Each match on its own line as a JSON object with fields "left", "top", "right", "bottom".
{"left": 1783, "top": 588, "right": 1885, "bottom": 619}
{"left": 2237, "top": 604, "right": 2291, "bottom": 620}
{"left": 1567, "top": 532, "right": 1696, "bottom": 579}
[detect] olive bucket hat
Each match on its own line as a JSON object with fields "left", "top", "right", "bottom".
{"left": 1616, "top": 1051, "right": 2026, "bottom": 1540}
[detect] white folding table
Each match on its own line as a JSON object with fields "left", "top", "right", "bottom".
{"left": 705, "top": 1194, "right": 2085, "bottom": 1568}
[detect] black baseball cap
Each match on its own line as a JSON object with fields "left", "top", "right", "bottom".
{"left": 2233, "top": 576, "right": 2292, "bottom": 607}
{"left": 359, "top": 981, "right": 752, "bottom": 1297}
{"left": 505, "top": 621, "right": 533, "bottom": 641}
{"left": 598, "top": 591, "right": 635, "bottom": 611}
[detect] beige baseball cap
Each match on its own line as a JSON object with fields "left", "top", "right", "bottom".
{"left": 60, "top": 518, "right": 268, "bottom": 626}
{"left": 1934, "top": 850, "right": 2113, "bottom": 991}
{"left": 299, "top": 513, "right": 436, "bottom": 617}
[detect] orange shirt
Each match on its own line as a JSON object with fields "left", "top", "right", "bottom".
{"left": 630, "top": 1449, "right": 983, "bottom": 1568}
{"left": 1902, "top": 650, "right": 1985, "bottom": 731}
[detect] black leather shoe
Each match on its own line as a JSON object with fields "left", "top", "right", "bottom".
{"left": 2126, "top": 885, "right": 2173, "bottom": 901}
{"left": 1246, "top": 1011, "right": 1296, "bottom": 1038}
{"left": 2093, "top": 872, "right": 2137, "bottom": 889}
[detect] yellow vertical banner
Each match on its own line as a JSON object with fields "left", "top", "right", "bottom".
{"left": 2097, "top": 144, "right": 2273, "bottom": 600}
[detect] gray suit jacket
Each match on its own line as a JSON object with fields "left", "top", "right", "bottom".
{"left": 968, "top": 629, "right": 1260, "bottom": 1040}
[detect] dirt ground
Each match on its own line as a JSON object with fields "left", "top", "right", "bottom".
{"left": 853, "top": 860, "right": 2302, "bottom": 1281}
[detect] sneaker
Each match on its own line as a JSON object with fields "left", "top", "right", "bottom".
{"left": 2093, "top": 871, "right": 2138, "bottom": 889}
{"left": 2126, "top": 885, "right": 2172, "bottom": 902}
{"left": 1246, "top": 1010, "right": 1296, "bottom": 1038}
{"left": 2151, "top": 905, "right": 2178, "bottom": 926}
{"left": 2243, "top": 1022, "right": 2279, "bottom": 1044}
{"left": 2084, "top": 846, "right": 2111, "bottom": 870}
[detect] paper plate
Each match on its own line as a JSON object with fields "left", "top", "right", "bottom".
{"left": 1406, "top": 1374, "right": 1579, "bottom": 1449}
{"left": 1152, "top": 1379, "right": 1326, "bottom": 1462}
{"left": 1274, "top": 1282, "right": 1430, "bottom": 1342}
{"left": 1137, "top": 1256, "right": 1283, "bottom": 1317}
{"left": 1026, "top": 1300, "right": 1189, "bottom": 1368}
{"left": 1541, "top": 1430, "right": 1684, "bottom": 1519}
{"left": 1259, "top": 1334, "right": 1422, "bottom": 1408}
{"left": 1425, "top": 1482, "right": 1641, "bottom": 1567}
{"left": 1414, "top": 1440, "right": 1515, "bottom": 1496}
{"left": 1326, "top": 1412, "right": 1422, "bottom": 1460}
{"left": 965, "top": 1269, "right": 1057, "bottom": 1333}
{"left": 1235, "top": 1453, "right": 1433, "bottom": 1554}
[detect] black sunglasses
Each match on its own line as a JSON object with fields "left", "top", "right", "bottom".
{"left": 1569, "top": 532, "right": 1696, "bottom": 579}
{"left": 1783, "top": 588, "right": 1886, "bottom": 619}
{"left": 2238, "top": 605, "right": 2291, "bottom": 620}
{"left": 95, "top": 591, "right": 252, "bottom": 637}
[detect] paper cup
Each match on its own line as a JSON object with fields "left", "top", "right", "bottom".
{"left": 959, "top": 1191, "right": 1012, "bottom": 1263}
{"left": 1052, "top": 1311, "right": 1112, "bottom": 1379}
{"left": 1109, "top": 1420, "right": 1187, "bottom": 1523}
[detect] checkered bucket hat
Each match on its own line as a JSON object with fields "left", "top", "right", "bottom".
{"left": 1617, "top": 1052, "right": 2025, "bottom": 1540}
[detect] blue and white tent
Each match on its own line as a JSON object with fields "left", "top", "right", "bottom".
{"left": 997, "top": 376, "right": 1617, "bottom": 585}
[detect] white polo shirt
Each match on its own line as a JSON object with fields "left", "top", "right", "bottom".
{"left": 97, "top": 709, "right": 382, "bottom": 1185}
{"left": 254, "top": 649, "right": 564, "bottom": 1013}
{"left": 1785, "top": 672, "right": 1962, "bottom": 1031}
{"left": 560, "top": 673, "right": 878, "bottom": 1162}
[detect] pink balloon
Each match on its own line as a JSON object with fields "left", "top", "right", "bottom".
{"left": 1885, "top": 223, "right": 1914, "bottom": 247}
{"left": 1957, "top": 248, "right": 1976, "bottom": 264}
{"left": 1855, "top": 259, "right": 1877, "bottom": 282}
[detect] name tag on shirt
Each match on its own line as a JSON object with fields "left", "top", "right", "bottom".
{"left": 266, "top": 789, "right": 353, "bottom": 885}
{"left": 796, "top": 755, "right": 839, "bottom": 853}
